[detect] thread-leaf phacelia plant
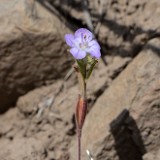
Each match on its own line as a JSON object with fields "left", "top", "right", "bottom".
{"left": 65, "top": 28, "right": 101, "bottom": 160}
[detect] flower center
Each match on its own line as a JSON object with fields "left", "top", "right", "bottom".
{"left": 79, "top": 42, "right": 88, "bottom": 50}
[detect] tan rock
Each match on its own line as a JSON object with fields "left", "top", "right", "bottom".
{"left": 70, "top": 39, "right": 160, "bottom": 160}
{"left": 0, "top": 137, "right": 44, "bottom": 160}
{"left": 143, "top": 149, "right": 160, "bottom": 160}
{"left": 0, "top": 0, "right": 73, "bottom": 112}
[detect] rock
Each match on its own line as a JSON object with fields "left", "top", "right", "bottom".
{"left": 0, "top": 0, "right": 73, "bottom": 112}
{"left": 0, "top": 137, "right": 45, "bottom": 160}
{"left": 69, "top": 39, "right": 160, "bottom": 160}
{"left": 16, "top": 79, "right": 79, "bottom": 124}
{"left": 16, "top": 80, "right": 63, "bottom": 114}
{"left": 143, "top": 149, "right": 160, "bottom": 160}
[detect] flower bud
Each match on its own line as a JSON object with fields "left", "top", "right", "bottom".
{"left": 76, "top": 95, "right": 87, "bottom": 130}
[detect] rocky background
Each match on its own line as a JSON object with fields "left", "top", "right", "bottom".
{"left": 0, "top": 0, "right": 160, "bottom": 160}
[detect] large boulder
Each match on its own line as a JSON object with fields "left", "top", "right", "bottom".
{"left": 0, "top": 0, "right": 72, "bottom": 112}
{"left": 70, "top": 39, "right": 160, "bottom": 160}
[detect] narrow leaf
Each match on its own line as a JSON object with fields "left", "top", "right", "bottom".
{"left": 86, "top": 60, "right": 98, "bottom": 79}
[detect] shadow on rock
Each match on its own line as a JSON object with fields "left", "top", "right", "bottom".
{"left": 110, "top": 109, "right": 146, "bottom": 160}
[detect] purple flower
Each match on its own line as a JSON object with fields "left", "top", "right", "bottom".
{"left": 65, "top": 28, "right": 101, "bottom": 59}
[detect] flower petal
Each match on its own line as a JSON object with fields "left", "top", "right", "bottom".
{"left": 65, "top": 34, "right": 74, "bottom": 47}
{"left": 75, "top": 28, "right": 92, "bottom": 42}
{"left": 88, "top": 40, "right": 100, "bottom": 49}
{"left": 73, "top": 36, "right": 81, "bottom": 48}
{"left": 87, "top": 47, "right": 101, "bottom": 58}
{"left": 70, "top": 48, "right": 86, "bottom": 59}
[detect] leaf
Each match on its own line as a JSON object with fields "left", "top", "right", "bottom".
{"left": 86, "top": 59, "right": 98, "bottom": 79}
{"left": 76, "top": 59, "right": 86, "bottom": 79}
